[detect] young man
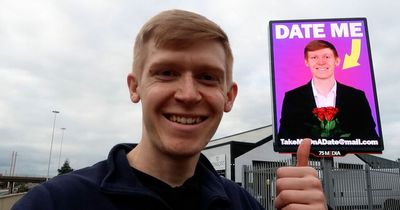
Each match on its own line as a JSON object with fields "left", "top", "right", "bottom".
{"left": 13, "top": 10, "right": 327, "bottom": 210}
{"left": 278, "top": 40, "right": 378, "bottom": 140}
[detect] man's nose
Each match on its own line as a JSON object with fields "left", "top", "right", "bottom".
{"left": 174, "top": 74, "right": 202, "bottom": 104}
{"left": 317, "top": 57, "right": 326, "bottom": 64}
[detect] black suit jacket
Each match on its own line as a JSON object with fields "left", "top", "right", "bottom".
{"left": 278, "top": 81, "right": 378, "bottom": 140}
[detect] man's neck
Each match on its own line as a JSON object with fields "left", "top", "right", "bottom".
{"left": 126, "top": 142, "right": 199, "bottom": 187}
{"left": 312, "top": 77, "right": 336, "bottom": 97}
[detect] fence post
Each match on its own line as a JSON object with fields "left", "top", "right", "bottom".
{"left": 365, "top": 165, "right": 373, "bottom": 210}
{"left": 242, "top": 165, "right": 248, "bottom": 192}
{"left": 398, "top": 159, "right": 400, "bottom": 177}
{"left": 321, "top": 157, "right": 335, "bottom": 208}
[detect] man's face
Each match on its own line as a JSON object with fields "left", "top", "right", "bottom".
{"left": 128, "top": 40, "right": 237, "bottom": 158}
{"left": 305, "top": 48, "right": 340, "bottom": 80}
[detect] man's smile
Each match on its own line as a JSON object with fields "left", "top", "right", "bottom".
{"left": 165, "top": 114, "right": 207, "bottom": 125}
{"left": 315, "top": 67, "right": 329, "bottom": 71}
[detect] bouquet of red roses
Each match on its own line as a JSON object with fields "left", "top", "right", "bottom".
{"left": 312, "top": 107, "right": 350, "bottom": 138}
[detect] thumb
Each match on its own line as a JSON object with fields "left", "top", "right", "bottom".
{"left": 296, "top": 138, "right": 311, "bottom": 167}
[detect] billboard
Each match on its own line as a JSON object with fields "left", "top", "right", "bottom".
{"left": 269, "top": 18, "right": 383, "bottom": 156}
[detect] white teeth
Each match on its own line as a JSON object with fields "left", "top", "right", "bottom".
{"left": 196, "top": 117, "right": 201, "bottom": 123}
{"left": 168, "top": 115, "right": 203, "bottom": 125}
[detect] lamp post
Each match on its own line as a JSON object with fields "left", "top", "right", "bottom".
{"left": 46, "top": 110, "right": 60, "bottom": 180}
{"left": 57, "top": 127, "right": 66, "bottom": 170}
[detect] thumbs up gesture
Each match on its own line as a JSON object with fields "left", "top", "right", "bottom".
{"left": 275, "top": 139, "right": 328, "bottom": 210}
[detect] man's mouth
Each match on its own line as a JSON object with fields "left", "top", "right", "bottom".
{"left": 165, "top": 114, "right": 206, "bottom": 125}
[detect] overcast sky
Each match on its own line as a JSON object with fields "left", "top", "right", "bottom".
{"left": 1, "top": 0, "right": 399, "bottom": 177}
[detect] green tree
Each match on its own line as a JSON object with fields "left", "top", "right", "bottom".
{"left": 57, "top": 159, "right": 74, "bottom": 175}
{"left": 16, "top": 183, "right": 29, "bottom": 193}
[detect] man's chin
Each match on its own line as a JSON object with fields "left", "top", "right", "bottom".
{"left": 163, "top": 145, "right": 204, "bottom": 159}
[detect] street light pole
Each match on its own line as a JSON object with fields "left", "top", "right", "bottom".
{"left": 46, "top": 110, "right": 60, "bottom": 180}
{"left": 57, "top": 127, "right": 66, "bottom": 170}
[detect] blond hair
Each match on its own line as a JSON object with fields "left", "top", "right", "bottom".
{"left": 133, "top": 9, "right": 234, "bottom": 84}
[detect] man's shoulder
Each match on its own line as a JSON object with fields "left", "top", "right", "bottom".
{"left": 47, "top": 143, "right": 135, "bottom": 190}
{"left": 337, "top": 82, "right": 365, "bottom": 96}
{"left": 286, "top": 82, "right": 311, "bottom": 94}
{"left": 220, "top": 177, "right": 244, "bottom": 192}
{"left": 12, "top": 143, "right": 133, "bottom": 210}
{"left": 220, "top": 178, "right": 264, "bottom": 209}
{"left": 283, "top": 82, "right": 312, "bottom": 100}
{"left": 338, "top": 82, "right": 363, "bottom": 91}
{"left": 197, "top": 155, "right": 263, "bottom": 209}
{"left": 58, "top": 160, "right": 108, "bottom": 185}
{"left": 41, "top": 160, "right": 108, "bottom": 193}
{"left": 12, "top": 160, "right": 109, "bottom": 210}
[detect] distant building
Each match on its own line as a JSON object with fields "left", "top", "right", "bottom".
{"left": 202, "top": 125, "right": 399, "bottom": 184}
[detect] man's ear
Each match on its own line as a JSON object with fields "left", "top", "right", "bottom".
{"left": 127, "top": 73, "right": 140, "bottom": 103}
{"left": 224, "top": 82, "right": 238, "bottom": 112}
{"left": 305, "top": 59, "right": 310, "bottom": 67}
{"left": 335, "top": 57, "right": 341, "bottom": 66}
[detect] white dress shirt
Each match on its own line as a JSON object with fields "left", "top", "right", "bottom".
{"left": 311, "top": 80, "right": 337, "bottom": 108}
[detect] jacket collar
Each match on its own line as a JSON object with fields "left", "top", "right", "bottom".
{"left": 100, "top": 143, "right": 230, "bottom": 206}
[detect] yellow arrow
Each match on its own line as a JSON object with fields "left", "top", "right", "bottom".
{"left": 343, "top": 39, "right": 361, "bottom": 70}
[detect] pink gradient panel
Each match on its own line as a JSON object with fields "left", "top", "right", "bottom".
{"left": 271, "top": 19, "right": 380, "bottom": 136}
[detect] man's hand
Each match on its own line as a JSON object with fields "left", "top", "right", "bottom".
{"left": 275, "top": 138, "right": 327, "bottom": 210}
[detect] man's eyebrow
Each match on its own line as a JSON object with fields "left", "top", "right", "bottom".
{"left": 148, "top": 61, "right": 225, "bottom": 73}
{"left": 147, "top": 61, "right": 180, "bottom": 70}
{"left": 195, "top": 63, "right": 225, "bottom": 72}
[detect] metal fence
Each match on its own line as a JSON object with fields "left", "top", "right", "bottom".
{"left": 242, "top": 159, "right": 400, "bottom": 210}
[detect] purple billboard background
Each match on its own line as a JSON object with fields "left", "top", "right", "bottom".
{"left": 271, "top": 19, "right": 380, "bottom": 137}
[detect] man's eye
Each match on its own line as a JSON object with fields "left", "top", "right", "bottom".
{"left": 197, "top": 73, "right": 220, "bottom": 84}
{"left": 156, "top": 70, "right": 177, "bottom": 79}
{"left": 200, "top": 74, "right": 215, "bottom": 81}
{"left": 159, "top": 70, "right": 175, "bottom": 76}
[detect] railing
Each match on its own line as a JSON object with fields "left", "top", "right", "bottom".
{"left": 243, "top": 159, "right": 400, "bottom": 210}
{"left": 0, "top": 176, "right": 46, "bottom": 183}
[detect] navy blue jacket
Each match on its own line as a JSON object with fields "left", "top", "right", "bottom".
{"left": 13, "top": 144, "right": 264, "bottom": 210}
